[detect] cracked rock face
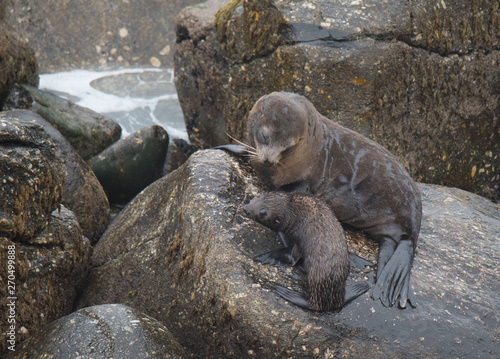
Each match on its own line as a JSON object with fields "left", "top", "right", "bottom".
{"left": 174, "top": 0, "right": 500, "bottom": 202}
{"left": 79, "top": 150, "right": 500, "bottom": 358}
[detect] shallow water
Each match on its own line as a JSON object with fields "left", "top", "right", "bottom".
{"left": 39, "top": 68, "right": 188, "bottom": 140}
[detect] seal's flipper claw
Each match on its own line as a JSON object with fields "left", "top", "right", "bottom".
{"left": 213, "top": 144, "right": 249, "bottom": 156}
{"left": 345, "top": 282, "right": 370, "bottom": 303}
{"left": 273, "top": 285, "right": 310, "bottom": 309}
{"left": 372, "top": 239, "right": 415, "bottom": 308}
{"left": 253, "top": 247, "right": 296, "bottom": 267}
{"left": 349, "top": 253, "right": 373, "bottom": 268}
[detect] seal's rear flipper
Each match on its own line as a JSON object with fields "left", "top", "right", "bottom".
{"left": 273, "top": 285, "right": 310, "bottom": 309}
{"left": 345, "top": 281, "right": 370, "bottom": 304}
{"left": 372, "top": 239, "right": 415, "bottom": 308}
{"left": 213, "top": 144, "right": 249, "bottom": 156}
{"left": 253, "top": 247, "right": 298, "bottom": 267}
{"left": 349, "top": 253, "right": 373, "bottom": 268}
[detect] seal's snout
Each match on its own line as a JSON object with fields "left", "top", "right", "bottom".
{"left": 243, "top": 203, "right": 250, "bottom": 214}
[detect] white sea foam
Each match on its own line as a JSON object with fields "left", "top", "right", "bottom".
{"left": 39, "top": 68, "right": 188, "bottom": 140}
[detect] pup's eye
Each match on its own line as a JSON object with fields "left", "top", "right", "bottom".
{"left": 259, "top": 208, "right": 268, "bottom": 218}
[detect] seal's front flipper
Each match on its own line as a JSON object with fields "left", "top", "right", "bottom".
{"left": 372, "top": 239, "right": 415, "bottom": 308}
{"left": 345, "top": 282, "right": 370, "bottom": 304}
{"left": 253, "top": 247, "right": 297, "bottom": 267}
{"left": 274, "top": 285, "right": 310, "bottom": 309}
{"left": 349, "top": 253, "right": 373, "bottom": 268}
{"left": 213, "top": 144, "right": 250, "bottom": 156}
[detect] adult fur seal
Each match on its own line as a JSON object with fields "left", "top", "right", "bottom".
{"left": 244, "top": 192, "right": 369, "bottom": 311}
{"left": 218, "top": 92, "right": 422, "bottom": 308}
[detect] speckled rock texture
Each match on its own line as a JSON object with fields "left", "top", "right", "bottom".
{"left": 1, "top": 110, "right": 110, "bottom": 244}
{"left": 0, "top": 111, "right": 92, "bottom": 355}
{"left": 6, "top": 0, "right": 203, "bottom": 72}
{"left": 174, "top": 0, "right": 500, "bottom": 202}
{"left": 0, "top": 112, "right": 65, "bottom": 240}
{"left": 0, "top": 207, "right": 92, "bottom": 356}
{"left": 88, "top": 125, "right": 169, "bottom": 205}
{"left": 80, "top": 150, "right": 500, "bottom": 358}
{"left": 4, "top": 84, "right": 122, "bottom": 160}
{"left": 9, "top": 304, "right": 186, "bottom": 359}
{"left": 0, "top": 1, "right": 38, "bottom": 109}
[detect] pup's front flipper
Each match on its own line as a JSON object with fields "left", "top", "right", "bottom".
{"left": 253, "top": 247, "right": 299, "bottom": 267}
{"left": 273, "top": 285, "right": 309, "bottom": 309}
{"left": 345, "top": 282, "right": 370, "bottom": 304}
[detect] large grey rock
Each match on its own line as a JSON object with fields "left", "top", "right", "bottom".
{"left": 9, "top": 304, "right": 186, "bottom": 359}
{"left": 88, "top": 125, "right": 169, "bottom": 205}
{"left": 174, "top": 0, "right": 500, "bottom": 202}
{"left": 6, "top": 0, "right": 203, "bottom": 72}
{"left": 0, "top": 4, "right": 38, "bottom": 109}
{"left": 4, "top": 84, "right": 122, "bottom": 160}
{"left": 80, "top": 150, "right": 500, "bottom": 358}
{"left": 1, "top": 110, "right": 110, "bottom": 244}
{"left": 0, "top": 206, "right": 92, "bottom": 356}
{"left": 0, "top": 111, "right": 65, "bottom": 240}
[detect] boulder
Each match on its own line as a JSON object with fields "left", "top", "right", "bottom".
{"left": 6, "top": 0, "right": 204, "bottom": 71}
{"left": 174, "top": 0, "right": 500, "bottom": 202}
{"left": 1, "top": 109, "right": 110, "bottom": 244}
{"left": 9, "top": 304, "right": 186, "bottom": 359}
{"left": 4, "top": 84, "right": 122, "bottom": 160}
{"left": 88, "top": 125, "right": 169, "bottom": 205}
{"left": 0, "top": 206, "right": 92, "bottom": 355}
{"left": 0, "top": 111, "right": 92, "bottom": 355}
{"left": 80, "top": 150, "right": 500, "bottom": 358}
{"left": 0, "top": 111, "right": 65, "bottom": 241}
{"left": 0, "top": 7, "right": 38, "bottom": 109}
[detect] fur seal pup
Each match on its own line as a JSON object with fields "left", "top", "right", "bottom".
{"left": 244, "top": 192, "right": 370, "bottom": 311}
{"left": 218, "top": 92, "right": 422, "bottom": 308}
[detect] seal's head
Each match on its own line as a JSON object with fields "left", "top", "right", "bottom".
{"left": 243, "top": 192, "right": 293, "bottom": 232}
{"left": 247, "top": 92, "right": 309, "bottom": 166}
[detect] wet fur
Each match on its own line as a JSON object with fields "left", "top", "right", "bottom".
{"left": 245, "top": 192, "right": 349, "bottom": 311}
{"left": 244, "top": 92, "right": 422, "bottom": 308}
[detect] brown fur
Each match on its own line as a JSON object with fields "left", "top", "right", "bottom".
{"left": 244, "top": 192, "right": 349, "bottom": 311}
{"left": 244, "top": 92, "right": 422, "bottom": 307}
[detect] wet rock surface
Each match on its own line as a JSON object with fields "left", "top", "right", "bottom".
{"left": 88, "top": 125, "right": 169, "bottom": 205}
{"left": 174, "top": 0, "right": 500, "bottom": 202}
{"left": 0, "top": 110, "right": 92, "bottom": 355}
{"left": 4, "top": 84, "right": 122, "bottom": 160}
{"left": 6, "top": 0, "right": 203, "bottom": 72}
{"left": 0, "top": 111, "right": 65, "bottom": 240}
{"left": 80, "top": 150, "right": 500, "bottom": 358}
{"left": 9, "top": 304, "right": 186, "bottom": 359}
{"left": 0, "top": 206, "right": 92, "bottom": 355}
{"left": 0, "top": 4, "right": 38, "bottom": 109}
{"left": 1, "top": 110, "right": 110, "bottom": 244}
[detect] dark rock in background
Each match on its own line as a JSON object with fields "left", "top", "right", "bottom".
{"left": 1, "top": 110, "right": 110, "bottom": 244}
{"left": 6, "top": 0, "right": 204, "bottom": 72}
{"left": 79, "top": 150, "right": 500, "bottom": 358}
{"left": 174, "top": 0, "right": 500, "bottom": 202}
{"left": 4, "top": 84, "right": 122, "bottom": 160}
{"left": 9, "top": 304, "right": 186, "bottom": 359}
{"left": 0, "top": 1, "right": 38, "bottom": 109}
{"left": 88, "top": 125, "right": 169, "bottom": 205}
